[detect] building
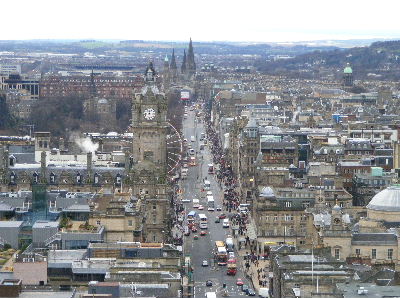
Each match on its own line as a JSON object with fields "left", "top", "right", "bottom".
{"left": 39, "top": 74, "right": 144, "bottom": 99}
{"left": 343, "top": 63, "right": 353, "bottom": 87}
{"left": 126, "top": 62, "right": 171, "bottom": 243}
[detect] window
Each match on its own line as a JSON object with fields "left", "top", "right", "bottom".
{"left": 334, "top": 248, "right": 340, "bottom": 260}
{"left": 274, "top": 215, "right": 278, "bottom": 221}
{"left": 285, "top": 201, "right": 292, "bottom": 208}
{"left": 128, "top": 220, "right": 133, "bottom": 226}
{"left": 96, "top": 220, "right": 101, "bottom": 225}
{"left": 388, "top": 249, "right": 393, "bottom": 260}
{"left": 153, "top": 216, "right": 157, "bottom": 224}
{"left": 153, "top": 204, "right": 157, "bottom": 210}
{"left": 371, "top": 249, "right": 376, "bottom": 259}
{"left": 355, "top": 249, "right": 360, "bottom": 256}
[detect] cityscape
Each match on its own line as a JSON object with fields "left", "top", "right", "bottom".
{"left": 1, "top": 2, "right": 400, "bottom": 298}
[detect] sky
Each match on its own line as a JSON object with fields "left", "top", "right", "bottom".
{"left": 2, "top": 0, "right": 400, "bottom": 42}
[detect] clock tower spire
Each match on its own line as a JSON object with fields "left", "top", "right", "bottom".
{"left": 128, "top": 62, "right": 171, "bottom": 243}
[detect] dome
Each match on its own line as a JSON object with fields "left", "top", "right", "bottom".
{"left": 343, "top": 63, "right": 353, "bottom": 74}
{"left": 367, "top": 185, "right": 400, "bottom": 212}
{"left": 98, "top": 98, "right": 108, "bottom": 104}
{"left": 260, "top": 186, "right": 275, "bottom": 198}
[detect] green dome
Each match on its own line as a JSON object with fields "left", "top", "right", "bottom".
{"left": 344, "top": 63, "right": 352, "bottom": 74}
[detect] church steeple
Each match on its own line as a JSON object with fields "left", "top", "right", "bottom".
{"left": 187, "top": 38, "right": 196, "bottom": 77}
{"left": 181, "top": 50, "right": 187, "bottom": 74}
{"left": 170, "top": 49, "right": 177, "bottom": 70}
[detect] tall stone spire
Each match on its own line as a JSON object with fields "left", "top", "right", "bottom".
{"left": 170, "top": 49, "right": 177, "bottom": 70}
{"left": 170, "top": 49, "right": 177, "bottom": 82}
{"left": 187, "top": 38, "right": 196, "bottom": 77}
{"left": 181, "top": 50, "right": 187, "bottom": 74}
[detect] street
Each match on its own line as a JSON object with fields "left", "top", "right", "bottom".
{"left": 180, "top": 107, "right": 254, "bottom": 298}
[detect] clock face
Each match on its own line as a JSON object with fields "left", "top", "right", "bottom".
{"left": 143, "top": 108, "right": 156, "bottom": 120}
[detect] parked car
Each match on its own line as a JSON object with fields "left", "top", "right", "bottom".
{"left": 202, "top": 260, "right": 208, "bottom": 267}
{"left": 219, "top": 213, "right": 226, "bottom": 219}
{"left": 242, "top": 285, "right": 249, "bottom": 292}
{"left": 247, "top": 288, "right": 256, "bottom": 296}
{"left": 216, "top": 206, "right": 222, "bottom": 211}
{"left": 215, "top": 217, "right": 220, "bottom": 223}
{"left": 236, "top": 278, "right": 244, "bottom": 286}
{"left": 198, "top": 205, "right": 204, "bottom": 210}
{"left": 200, "top": 231, "right": 207, "bottom": 236}
{"left": 206, "top": 280, "right": 213, "bottom": 287}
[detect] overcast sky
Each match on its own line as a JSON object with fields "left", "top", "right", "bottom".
{"left": 2, "top": 0, "right": 399, "bottom": 42}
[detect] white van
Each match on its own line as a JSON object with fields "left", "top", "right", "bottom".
{"left": 193, "top": 199, "right": 200, "bottom": 208}
{"left": 191, "top": 136, "right": 196, "bottom": 142}
{"left": 222, "top": 218, "right": 229, "bottom": 228}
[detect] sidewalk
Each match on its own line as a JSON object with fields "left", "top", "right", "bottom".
{"left": 233, "top": 222, "right": 270, "bottom": 293}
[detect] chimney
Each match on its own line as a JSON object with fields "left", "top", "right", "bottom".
{"left": 40, "top": 151, "right": 46, "bottom": 182}
{"left": 87, "top": 152, "right": 93, "bottom": 178}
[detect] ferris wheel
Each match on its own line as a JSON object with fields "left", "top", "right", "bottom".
{"left": 166, "top": 122, "right": 183, "bottom": 175}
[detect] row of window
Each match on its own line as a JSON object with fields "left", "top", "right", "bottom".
{"left": 9, "top": 172, "right": 122, "bottom": 185}
{"left": 334, "top": 248, "right": 394, "bottom": 260}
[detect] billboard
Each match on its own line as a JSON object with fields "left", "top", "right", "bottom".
{"left": 181, "top": 90, "right": 190, "bottom": 101}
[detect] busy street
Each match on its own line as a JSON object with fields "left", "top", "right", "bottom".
{"left": 173, "top": 104, "right": 258, "bottom": 297}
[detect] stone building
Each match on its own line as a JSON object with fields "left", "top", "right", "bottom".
{"left": 39, "top": 74, "right": 143, "bottom": 99}
{"left": 126, "top": 62, "right": 171, "bottom": 243}
{"left": 307, "top": 185, "right": 400, "bottom": 271}
{"left": 343, "top": 63, "right": 354, "bottom": 87}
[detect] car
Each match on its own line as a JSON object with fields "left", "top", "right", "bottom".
{"left": 215, "top": 217, "right": 220, "bottom": 223}
{"left": 219, "top": 213, "right": 226, "bottom": 219}
{"left": 181, "top": 199, "right": 191, "bottom": 203}
{"left": 236, "top": 278, "right": 244, "bottom": 286}
{"left": 242, "top": 285, "right": 249, "bottom": 292}
{"left": 216, "top": 206, "right": 222, "bottom": 211}
{"left": 198, "top": 205, "right": 204, "bottom": 210}
{"left": 206, "top": 280, "right": 212, "bottom": 287}
{"left": 200, "top": 231, "right": 207, "bottom": 236}
{"left": 247, "top": 288, "right": 256, "bottom": 296}
{"left": 202, "top": 260, "right": 208, "bottom": 266}
{"left": 193, "top": 235, "right": 199, "bottom": 240}
{"left": 184, "top": 231, "right": 190, "bottom": 236}
{"left": 191, "top": 227, "right": 198, "bottom": 233}
{"left": 228, "top": 252, "right": 235, "bottom": 259}
{"left": 207, "top": 207, "right": 215, "bottom": 211}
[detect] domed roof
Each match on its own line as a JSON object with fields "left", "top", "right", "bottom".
{"left": 367, "top": 185, "right": 400, "bottom": 211}
{"left": 98, "top": 98, "right": 108, "bottom": 104}
{"left": 260, "top": 186, "right": 275, "bottom": 198}
{"left": 343, "top": 63, "right": 353, "bottom": 74}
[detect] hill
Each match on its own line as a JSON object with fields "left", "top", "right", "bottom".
{"left": 256, "top": 40, "right": 400, "bottom": 80}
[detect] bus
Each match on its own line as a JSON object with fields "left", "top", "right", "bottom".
{"left": 208, "top": 164, "right": 214, "bottom": 174}
{"left": 226, "top": 237, "right": 234, "bottom": 252}
{"left": 199, "top": 214, "right": 208, "bottom": 229}
{"left": 204, "top": 180, "right": 211, "bottom": 190}
{"left": 215, "top": 241, "right": 228, "bottom": 266}
{"left": 207, "top": 196, "right": 215, "bottom": 211}
{"left": 187, "top": 211, "right": 196, "bottom": 224}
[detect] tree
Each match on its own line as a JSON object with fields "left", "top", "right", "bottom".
{"left": 29, "top": 95, "right": 84, "bottom": 137}
{"left": 0, "top": 94, "right": 15, "bottom": 129}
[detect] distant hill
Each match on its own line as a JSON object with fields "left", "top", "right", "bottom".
{"left": 256, "top": 40, "right": 400, "bottom": 80}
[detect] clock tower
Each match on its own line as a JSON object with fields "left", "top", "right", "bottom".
{"left": 128, "top": 62, "right": 171, "bottom": 243}
{"left": 131, "top": 62, "right": 168, "bottom": 169}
